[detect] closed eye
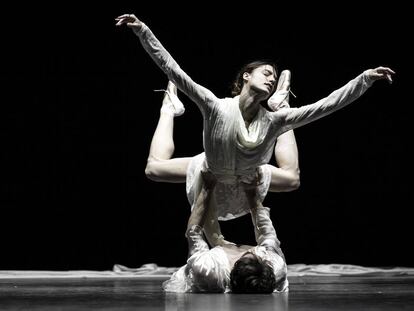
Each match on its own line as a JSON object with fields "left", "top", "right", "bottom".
{"left": 263, "top": 69, "right": 273, "bottom": 76}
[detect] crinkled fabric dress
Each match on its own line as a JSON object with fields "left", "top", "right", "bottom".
{"left": 134, "top": 24, "right": 374, "bottom": 220}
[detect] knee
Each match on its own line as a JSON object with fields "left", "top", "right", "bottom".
{"left": 289, "top": 169, "right": 301, "bottom": 190}
{"left": 145, "top": 160, "right": 161, "bottom": 182}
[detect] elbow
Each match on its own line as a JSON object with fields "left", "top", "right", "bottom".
{"left": 145, "top": 158, "right": 187, "bottom": 183}
{"left": 284, "top": 169, "right": 300, "bottom": 191}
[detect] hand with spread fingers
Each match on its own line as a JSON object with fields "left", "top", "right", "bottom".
{"left": 365, "top": 66, "right": 395, "bottom": 84}
{"left": 115, "top": 14, "right": 144, "bottom": 30}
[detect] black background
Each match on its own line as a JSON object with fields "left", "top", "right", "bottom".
{"left": 1, "top": 2, "right": 412, "bottom": 270}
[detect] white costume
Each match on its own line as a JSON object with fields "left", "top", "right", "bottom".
{"left": 162, "top": 225, "right": 230, "bottom": 293}
{"left": 162, "top": 205, "right": 287, "bottom": 293}
{"left": 134, "top": 24, "right": 374, "bottom": 220}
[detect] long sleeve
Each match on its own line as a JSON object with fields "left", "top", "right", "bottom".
{"left": 275, "top": 71, "right": 374, "bottom": 135}
{"left": 202, "top": 203, "right": 226, "bottom": 247}
{"left": 250, "top": 206, "right": 285, "bottom": 260}
{"left": 185, "top": 177, "right": 215, "bottom": 257}
{"left": 133, "top": 24, "right": 217, "bottom": 115}
{"left": 186, "top": 225, "right": 210, "bottom": 258}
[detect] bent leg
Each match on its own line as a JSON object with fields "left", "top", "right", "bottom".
{"left": 145, "top": 81, "right": 190, "bottom": 183}
{"left": 266, "top": 71, "right": 300, "bottom": 192}
{"left": 267, "top": 130, "right": 300, "bottom": 192}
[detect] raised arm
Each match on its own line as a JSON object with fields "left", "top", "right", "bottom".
{"left": 201, "top": 199, "right": 231, "bottom": 248}
{"left": 115, "top": 14, "right": 217, "bottom": 116}
{"left": 250, "top": 203, "right": 285, "bottom": 260}
{"left": 186, "top": 171, "right": 216, "bottom": 230}
{"left": 185, "top": 170, "right": 217, "bottom": 257}
{"left": 241, "top": 176, "right": 285, "bottom": 258}
{"left": 275, "top": 67, "right": 395, "bottom": 135}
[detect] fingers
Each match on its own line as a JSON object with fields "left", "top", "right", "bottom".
{"left": 241, "top": 170, "right": 263, "bottom": 191}
{"left": 376, "top": 66, "right": 395, "bottom": 75}
{"left": 114, "top": 14, "right": 139, "bottom": 26}
{"left": 386, "top": 73, "right": 393, "bottom": 84}
{"left": 115, "top": 14, "right": 137, "bottom": 20}
{"left": 116, "top": 14, "right": 131, "bottom": 19}
{"left": 376, "top": 67, "right": 395, "bottom": 84}
{"left": 368, "top": 66, "right": 395, "bottom": 84}
{"left": 115, "top": 17, "right": 129, "bottom": 26}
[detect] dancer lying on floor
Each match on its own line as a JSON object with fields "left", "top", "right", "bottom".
{"left": 163, "top": 169, "right": 288, "bottom": 293}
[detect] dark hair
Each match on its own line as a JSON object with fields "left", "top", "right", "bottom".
{"left": 230, "top": 254, "right": 276, "bottom": 294}
{"left": 231, "top": 60, "right": 278, "bottom": 96}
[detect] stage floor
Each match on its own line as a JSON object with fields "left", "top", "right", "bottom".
{"left": 1, "top": 276, "right": 413, "bottom": 310}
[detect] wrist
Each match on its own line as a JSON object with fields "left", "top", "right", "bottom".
{"left": 362, "top": 70, "right": 375, "bottom": 87}
{"left": 132, "top": 22, "right": 146, "bottom": 35}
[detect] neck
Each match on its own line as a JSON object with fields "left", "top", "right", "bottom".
{"left": 238, "top": 89, "right": 262, "bottom": 124}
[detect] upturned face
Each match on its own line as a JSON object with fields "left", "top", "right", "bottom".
{"left": 243, "top": 65, "right": 277, "bottom": 98}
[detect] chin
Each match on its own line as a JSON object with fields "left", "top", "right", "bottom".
{"left": 262, "top": 89, "right": 272, "bottom": 99}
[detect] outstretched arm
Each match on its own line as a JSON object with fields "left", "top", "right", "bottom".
{"left": 275, "top": 67, "right": 395, "bottom": 135}
{"left": 185, "top": 170, "right": 217, "bottom": 257}
{"left": 187, "top": 170, "right": 233, "bottom": 248}
{"left": 251, "top": 203, "right": 285, "bottom": 259}
{"left": 115, "top": 14, "right": 217, "bottom": 116}
{"left": 186, "top": 171, "right": 217, "bottom": 230}
{"left": 202, "top": 193, "right": 238, "bottom": 247}
{"left": 241, "top": 178, "right": 286, "bottom": 259}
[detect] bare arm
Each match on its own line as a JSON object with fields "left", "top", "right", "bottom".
{"left": 187, "top": 185, "right": 212, "bottom": 231}
{"left": 186, "top": 170, "right": 217, "bottom": 231}
{"left": 185, "top": 170, "right": 217, "bottom": 257}
{"left": 201, "top": 199, "right": 229, "bottom": 247}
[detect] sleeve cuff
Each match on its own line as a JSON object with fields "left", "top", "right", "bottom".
{"left": 185, "top": 224, "right": 203, "bottom": 238}
{"left": 362, "top": 70, "right": 375, "bottom": 87}
{"left": 132, "top": 23, "right": 147, "bottom": 37}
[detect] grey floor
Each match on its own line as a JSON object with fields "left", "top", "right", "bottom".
{"left": 1, "top": 276, "right": 413, "bottom": 310}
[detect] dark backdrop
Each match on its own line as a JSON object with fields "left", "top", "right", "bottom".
{"left": 1, "top": 3, "right": 412, "bottom": 270}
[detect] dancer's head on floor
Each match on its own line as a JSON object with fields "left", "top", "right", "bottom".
{"left": 230, "top": 252, "right": 285, "bottom": 293}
